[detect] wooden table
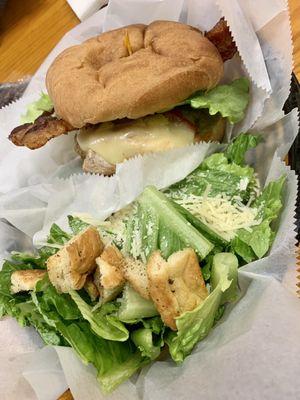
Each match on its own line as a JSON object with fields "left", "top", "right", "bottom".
{"left": 0, "top": 0, "right": 299, "bottom": 82}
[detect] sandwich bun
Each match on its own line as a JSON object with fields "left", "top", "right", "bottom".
{"left": 46, "top": 20, "right": 223, "bottom": 128}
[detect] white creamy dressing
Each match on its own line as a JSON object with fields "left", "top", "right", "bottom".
{"left": 77, "top": 114, "right": 195, "bottom": 164}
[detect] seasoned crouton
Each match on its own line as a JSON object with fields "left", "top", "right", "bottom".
{"left": 84, "top": 275, "right": 99, "bottom": 301}
{"left": 122, "top": 257, "right": 150, "bottom": 300}
{"left": 11, "top": 270, "right": 46, "bottom": 294}
{"left": 47, "top": 226, "right": 104, "bottom": 292}
{"left": 94, "top": 245, "right": 125, "bottom": 303}
{"left": 147, "top": 248, "right": 208, "bottom": 330}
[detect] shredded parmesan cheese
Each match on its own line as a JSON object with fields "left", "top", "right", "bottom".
{"left": 177, "top": 193, "right": 262, "bottom": 241}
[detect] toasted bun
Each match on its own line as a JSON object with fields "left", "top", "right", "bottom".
{"left": 46, "top": 21, "right": 223, "bottom": 128}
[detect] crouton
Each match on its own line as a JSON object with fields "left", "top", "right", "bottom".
{"left": 84, "top": 275, "right": 99, "bottom": 301}
{"left": 122, "top": 257, "right": 150, "bottom": 300}
{"left": 147, "top": 248, "right": 208, "bottom": 330}
{"left": 11, "top": 269, "right": 46, "bottom": 294}
{"left": 47, "top": 226, "right": 104, "bottom": 292}
{"left": 94, "top": 245, "right": 125, "bottom": 303}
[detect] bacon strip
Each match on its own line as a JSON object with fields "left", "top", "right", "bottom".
{"left": 205, "top": 18, "right": 237, "bottom": 62}
{"left": 9, "top": 113, "right": 74, "bottom": 150}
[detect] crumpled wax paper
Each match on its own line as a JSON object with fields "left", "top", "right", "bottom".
{"left": 0, "top": 0, "right": 299, "bottom": 399}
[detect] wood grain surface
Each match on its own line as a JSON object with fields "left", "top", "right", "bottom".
{"left": 0, "top": 0, "right": 79, "bottom": 82}
{"left": 0, "top": 0, "right": 299, "bottom": 82}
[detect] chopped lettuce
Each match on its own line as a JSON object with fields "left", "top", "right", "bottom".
{"left": 232, "top": 176, "right": 285, "bottom": 261}
{"left": 10, "top": 252, "right": 46, "bottom": 269}
{"left": 21, "top": 93, "right": 53, "bottom": 124}
{"left": 171, "top": 200, "right": 228, "bottom": 247}
{"left": 0, "top": 261, "right": 64, "bottom": 345}
{"left": 68, "top": 215, "right": 90, "bottom": 235}
{"left": 201, "top": 153, "right": 254, "bottom": 181}
{"left": 131, "top": 328, "right": 161, "bottom": 360}
{"left": 131, "top": 316, "right": 165, "bottom": 360}
{"left": 69, "top": 290, "right": 129, "bottom": 341}
{"left": 225, "top": 133, "right": 262, "bottom": 166}
{"left": 125, "top": 186, "right": 214, "bottom": 260}
{"left": 47, "top": 223, "right": 71, "bottom": 245}
{"left": 118, "top": 284, "right": 158, "bottom": 322}
{"left": 33, "top": 285, "right": 145, "bottom": 393}
{"left": 166, "top": 253, "right": 238, "bottom": 363}
{"left": 183, "top": 78, "right": 250, "bottom": 124}
{"left": 167, "top": 168, "right": 248, "bottom": 200}
{"left": 167, "top": 134, "right": 260, "bottom": 203}
{"left": 15, "top": 300, "right": 64, "bottom": 345}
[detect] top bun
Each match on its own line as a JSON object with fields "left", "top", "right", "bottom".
{"left": 46, "top": 21, "right": 223, "bottom": 128}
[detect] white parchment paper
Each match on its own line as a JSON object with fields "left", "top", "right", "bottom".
{"left": 0, "top": 0, "right": 299, "bottom": 399}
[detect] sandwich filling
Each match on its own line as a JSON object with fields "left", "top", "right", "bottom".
{"left": 77, "top": 115, "right": 195, "bottom": 164}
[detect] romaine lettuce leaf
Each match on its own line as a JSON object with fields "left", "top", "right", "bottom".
{"left": 131, "top": 328, "right": 161, "bottom": 360}
{"left": 184, "top": 78, "right": 250, "bottom": 124}
{"left": 131, "top": 315, "right": 165, "bottom": 360}
{"left": 201, "top": 153, "right": 254, "bottom": 181}
{"left": 32, "top": 287, "right": 145, "bottom": 393}
{"left": 21, "top": 93, "right": 53, "bottom": 124}
{"left": 166, "top": 133, "right": 260, "bottom": 203}
{"left": 166, "top": 168, "right": 247, "bottom": 200}
{"left": 125, "top": 186, "right": 214, "bottom": 260}
{"left": 38, "top": 280, "right": 82, "bottom": 320}
{"left": 69, "top": 290, "right": 129, "bottom": 341}
{"left": 232, "top": 176, "right": 285, "bottom": 261}
{"left": 252, "top": 176, "right": 286, "bottom": 222}
{"left": 166, "top": 253, "right": 238, "bottom": 363}
{"left": 47, "top": 223, "right": 71, "bottom": 245}
{"left": 0, "top": 261, "right": 64, "bottom": 345}
{"left": 10, "top": 252, "right": 46, "bottom": 269}
{"left": 225, "top": 133, "right": 262, "bottom": 166}
{"left": 118, "top": 284, "right": 158, "bottom": 322}
{"left": 68, "top": 215, "right": 90, "bottom": 235}
{"left": 16, "top": 300, "right": 64, "bottom": 345}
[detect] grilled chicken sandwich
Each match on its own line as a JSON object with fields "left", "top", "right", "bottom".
{"left": 9, "top": 19, "right": 248, "bottom": 175}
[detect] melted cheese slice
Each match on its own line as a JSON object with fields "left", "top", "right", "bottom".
{"left": 77, "top": 115, "right": 194, "bottom": 164}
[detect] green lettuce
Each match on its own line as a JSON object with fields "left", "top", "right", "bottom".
{"left": 15, "top": 300, "right": 64, "bottom": 345}
{"left": 225, "top": 134, "right": 262, "bottom": 166}
{"left": 232, "top": 176, "right": 285, "bottom": 261}
{"left": 69, "top": 290, "right": 129, "bottom": 341}
{"left": 118, "top": 284, "right": 158, "bottom": 322}
{"left": 32, "top": 282, "right": 146, "bottom": 393}
{"left": 10, "top": 252, "right": 46, "bottom": 269}
{"left": 167, "top": 134, "right": 260, "bottom": 203}
{"left": 0, "top": 260, "right": 64, "bottom": 345}
{"left": 21, "top": 93, "right": 53, "bottom": 124}
{"left": 201, "top": 153, "right": 254, "bottom": 181}
{"left": 68, "top": 215, "right": 90, "bottom": 235}
{"left": 184, "top": 78, "right": 250, "bottom": 124}
{"left": 166, "top": 253, "right": 238, "bottom": 363}
{"left": 167, "top": 168, "right": 248, "bottom": 200}
{"left": 131, "top": 328, "right": 161, "bottom": 360}
{"left": 125, "top": 186, "right": 214, "bottom": 260}
{"left": 47, "top": 223, "right": 71, "bottom": 245}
